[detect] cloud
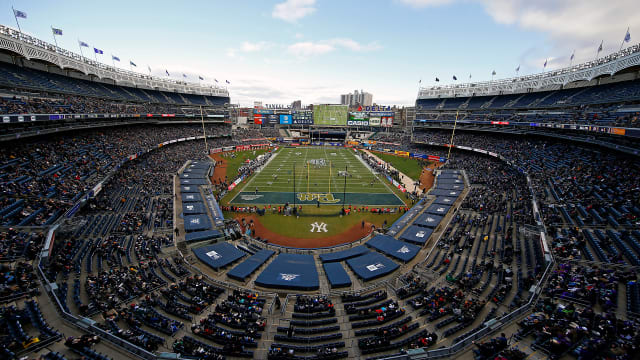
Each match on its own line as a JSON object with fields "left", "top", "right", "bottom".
{"left": 287, "top": 38, "right": 382, "bottom": 57}
{"left": 399, "top": 0, "right": 638, "bottom": 66}
{"left": 328, "top": 38, "right": 382, "bottom": 52}
{"left": 287, "top": 41, "right": 334, "bottom": 57}
{"left": 272, "top": 0, "right": 316, "bottom": 23}
{"left": 240, "top": 41, "right": 271, "bottom": 52}
{"left": 397, "top": 0, "right": 455, "bottom": 7}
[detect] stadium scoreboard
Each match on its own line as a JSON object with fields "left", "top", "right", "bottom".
{"left": 313, "top": 104, "right": 348, "bottom": 126}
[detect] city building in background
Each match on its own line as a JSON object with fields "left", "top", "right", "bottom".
{"left": 340, "top": 89, "right": 373, "bottom": 107}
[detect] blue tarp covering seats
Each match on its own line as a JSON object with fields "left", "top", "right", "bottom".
{"left": 180, "top": 172, "right": 206, "bottom": 179}
{"left": 183, "top": 215, "right": 211, "bottom": 232}
{"left": 180, "top": 178, "right": 209, "bottom": 185}
{"left": 433, "top": 197, "right": 456, "bottom": 206}
{"left": 426, "top": 203, "right": 452, "bottom": 216}
{"left": 183, "top": 167, "right": 209, "bottom": 174}
{"left": 436, "top": 178, "right": 464, "bottom": 185}
{"left": 193, "top": 242, "right": 246, "bottom": 270}
{"left": 346, "top": 253, "right": 399, "bottom": 281}
{"left": 323, "top": 262, "right": 352, "bottom": 288}
{"left": 399, "top": 225, "right": 434, "bottom": 245}
{"left": 318, "top": 246, "right": 370, "bottom": 263}
{"left": 227, "top": 249, "right": 276, "bottom": 281}
{"left": 434, "top": 183, "right": 464, "bottom": 190}
{"left": 438, "top": 173, "right": 462, "bottom": 179}
{"left": 184, "top": 230, "right": 222, "bottom": 243}
{"left": 182, "top": 193, "right": 203, "bottom": 203}
{"left": 366, "top": 234, "right": 420, "bottom": 262}
{"left": 182, "top": 202, "right": 206, "bottom": 214}
{"left": 188, "top": 161, "right": 210, "bottom": 168}
{"left": 414, "top": 213, "right": 444, "bottom": 228}
{"left": 181, "top": 185, "right": 200, "bottom": 193}
{"left": 431, "top": 189, "right": 461, "bottom": 197}
{"left": 255, "top": 254, "right": 319, "bottom": 290}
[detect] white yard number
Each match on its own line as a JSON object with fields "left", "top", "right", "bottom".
{"left": 310, "top": 222, "right": 328, "bottom": 233}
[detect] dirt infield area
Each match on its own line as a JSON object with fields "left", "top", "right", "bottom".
{"left": 419, "top": 161, "right": 442, "bottom": 192}
{"left": 230, "top": 213, "right": 375, "bottom": 248}
{"left": 210, "top": 152, "right": 227, "bottom": 183}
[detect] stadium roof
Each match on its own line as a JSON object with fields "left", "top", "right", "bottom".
{"left": 418, "top": 43, "right": 640, "bottom": 99}
{"left": 0, "top": 24, "right": 228, "bottom": 97}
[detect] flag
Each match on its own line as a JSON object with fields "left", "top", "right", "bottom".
{"left": 78, "top": 40, "right": 89, "bottom": 47}
{"left": 597, "top": 40, "right": 603, "bottom": 53}
{"left": 435, "top": 77, "right": 440, "bottom": 82}
{"left": 13, "top": 9, "right": 27, "bottom": 19}
{"left": 147, "top": 65, "right": 151, "bottom": 73}
{"left": 183, "top": 74, "right": 187, "bottom": 78}
{"left": 624, "top": 28, "right": 631, "bottom": 43}
{"left": 418, "top": 79, "right": 422, "bottom": 83}
{"left": 492, "top": 70, "right": 496, "bottom": 76}
{"left": 112, "top": 55, "right": 120, "bottom": 61}
{"left": 94, "top": 48, "right": 103, "bottom": 54}
{"left": 199, "top": 76, "right": 204, "bottom": 80}
{"left": 452, "top": 75, "right": 457, "bottom": 80}
{"left": 469, "top": 74, "right": 472, "bottom": 79}
{"left": 52, "top": 28, "right": 63, "bottom": 36}
{"left": 130, "top": 61, "right": 137, "bottom": 67}
{"left": 515, "top": 65, "right": 520, "bottom": 72}
{"left": 226, "top": 80, "right": 230, "bottom": 84}
{"left": 214, "top": 79, "right": 218, "bottom": 83}
{"left": 165, "top": 70, "right": 170, "bottom": 76}
{"left": 570, "top": 51, "right": 575, "bottom": 61}
{"left": 543, "top": 59, "right": 548, "bottom": 68}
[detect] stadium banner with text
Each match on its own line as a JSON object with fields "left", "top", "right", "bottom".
{"left": 268, "top": 114, "right": 278, "bottom": 124}
{"left": 369, "top": 117, "right": 381, "bottom": 126}
{"left": 253, "top": 114, "right": 264, "bottom": 125}
{"left": 313, "top": 104, "right": 348, "bottom": 126}
{"left": 279, "top": 114, "right": 292, "bottom": 124}
{"left": 394, "top": 150, "right": 410, "bottom": 157}
{"left": 210, "top": 148, "right": 223, "bottom": 154}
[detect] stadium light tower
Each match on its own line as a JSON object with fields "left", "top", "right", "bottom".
{"left": 200, "top": 106, "right": 208, "bottom": 153}
{"left": 446, "top": 111, "right": 459, "bottom": 161}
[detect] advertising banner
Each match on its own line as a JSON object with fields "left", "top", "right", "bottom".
{"left": 369, "top": 117, "right": 381, "bottom": 126}
{"left": 253, "top": 114, "right": 263, "bottom": 125}
{"left": 279, "top": 114, "right": 292, "bottom": 124}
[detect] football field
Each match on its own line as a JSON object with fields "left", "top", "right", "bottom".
{"left": 229, "top": 147, "right": 405, "bottom": 206}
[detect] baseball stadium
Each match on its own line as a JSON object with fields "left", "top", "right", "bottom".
{"left": 1, "top": 2, "right": 640, "bottom": 360}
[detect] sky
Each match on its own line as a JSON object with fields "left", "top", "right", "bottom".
{"left": 1, "top": 0, "right": 637, "bottom": 106}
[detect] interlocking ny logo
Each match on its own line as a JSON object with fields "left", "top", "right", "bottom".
{"left": 310, "top": 222, "right": 328, "bottom": 233}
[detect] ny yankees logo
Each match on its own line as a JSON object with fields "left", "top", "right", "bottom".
{"left": 310, "top": 222, "right": 328, "bottom": 233}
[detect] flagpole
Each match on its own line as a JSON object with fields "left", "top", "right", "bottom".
{"left": 569, "top": 51, "right": 575, "bottom": 67}
{"left": 200, "top": 106, "right": 208, "bottom": 153}
{"left": 77, "top": 39, "right": 85, "bottom": 60}
{"left": 111, "top": 55, "right": 115, "bottom": 68}
{"left": 50, "top": 27, "right": 58, "bottom": 49}
{"left": 620, "top": 27, "right": 629, "bottom": 51}
{"left": 12, "top": 7, "right": 22, "bottom": 34}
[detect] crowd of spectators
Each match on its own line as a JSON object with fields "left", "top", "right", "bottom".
{"left": 0, "top": 91, "right": 226, "bottom": 116}
{"left": 516, "top": 297, "right": 639, "bottom": 359}
{"left": 0, "top": 123, "right": 236, "bottom": 227}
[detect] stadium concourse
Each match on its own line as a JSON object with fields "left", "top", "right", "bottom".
{"left": 1, "top": 25, "right": 640, "bottom": 360}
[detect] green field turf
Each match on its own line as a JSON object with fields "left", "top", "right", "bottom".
{"left": 372, "top": 151, "right": 429, "bottom": 181}
{"left": 228, "top": 147, "right": 405, "bottom": 206}
{"left": 219, "top": 149, "right": 268, "bottom": 179}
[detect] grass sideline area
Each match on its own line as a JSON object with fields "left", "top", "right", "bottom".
{"left": 372, "top": 151, "right": 431, "bottom": 181}
{"left": 219, "top": 148, "right": 269, "bottom": 179}
{"left": 226, "top": 207, "right": 403, "bottom": 240}
{"left": 227, "top": 147, "right": 405, "bottom": 206}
